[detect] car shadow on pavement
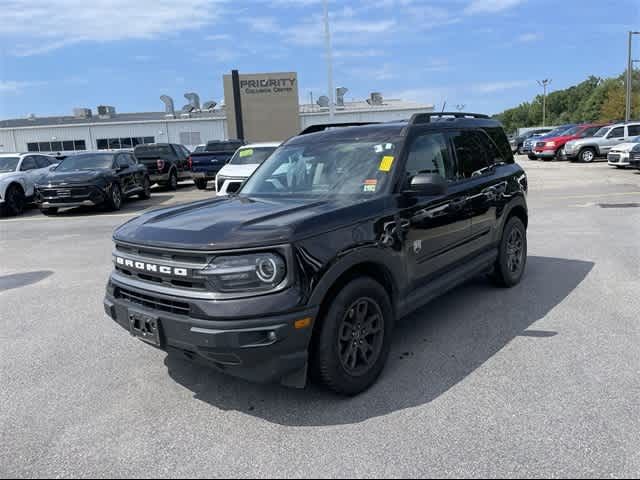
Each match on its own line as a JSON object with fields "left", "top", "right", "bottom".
{"left": 0, "top": 270, "right": 53, "bottom": 292}
{"left": 165, "top": 255, "right": 594, "bottom": 427}
{"left": 42, "top": 195, "right": 177, "bottom": 217}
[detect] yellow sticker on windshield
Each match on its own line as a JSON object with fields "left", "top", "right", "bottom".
{"left": 379, "top": 156, "right": 395, "bottom": 172}
{"left": 239, "top": 149, "right": 254, "bottom": 158}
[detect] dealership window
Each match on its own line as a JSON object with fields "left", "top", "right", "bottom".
{"left": 97, "top": 136, "right": 155, "bottom": 150}
{"left": 179, "top": 131, "right": 202, "bottom": 146}
{"left": 26, "top": 140, "right": 86, "bottom": 152}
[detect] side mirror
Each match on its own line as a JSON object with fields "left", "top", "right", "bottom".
{"left": 405, "top": 173, "right": 448, "bottom": 196}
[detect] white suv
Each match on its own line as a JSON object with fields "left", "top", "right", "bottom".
{"left": 608, "top": 136, "right": 640, "bottom": 168}
{"left": 0, "top": 153, "right": 57, "bottom": 216}
{"left": 215, "top": 142, "right": 280, "bottom": 196}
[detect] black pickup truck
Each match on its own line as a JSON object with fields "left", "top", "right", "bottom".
{"left": 133, "top": 144, "right": 192, "bottom": 190}
{"left": 189, "top": 140, "right": 244, "bottom": 190}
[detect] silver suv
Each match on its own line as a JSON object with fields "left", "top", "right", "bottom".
{"left": 564, "top": 122, "right": 640, "bottom": 163}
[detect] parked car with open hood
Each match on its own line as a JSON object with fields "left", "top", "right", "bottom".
{"left": 35, "top": 151, "right": 151, "bottom": 214}
{"left": 534, "top": 124, "right": 607, "bottom": 161}
{"left": 607, "top": 136, "right": 640, "bottom": 168}
{"left": 215, "top": 142, "right": 280, "bottom": 195}
{"left": 0, "top": 153, "right": 57, "bottom": 216}
{"left": 564, "top": 122, "right": 640, "bottom": 163}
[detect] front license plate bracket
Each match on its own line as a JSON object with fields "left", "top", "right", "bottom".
{"left": 128, "top": 310, "right": 162, "bottom": 347}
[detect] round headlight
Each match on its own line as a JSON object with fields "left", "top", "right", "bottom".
{"left": 257, "top": 257, "right": 278, "bottom": 283}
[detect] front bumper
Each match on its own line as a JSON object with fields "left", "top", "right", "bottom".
{"left": 35, "top": 185, "right": 106, "bottom": 208}
{"left": 534, "top": 150, "right": 557, "bottom": 159}
{"left": 608, "top": 153, "right": 631, "bottom": 166}
{"left": 104, "top": 276, "right": 318, "bottom": 387}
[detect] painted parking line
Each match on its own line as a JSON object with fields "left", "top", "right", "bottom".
{"left": 535, "top": 191, "right": 640, "bottom": 201}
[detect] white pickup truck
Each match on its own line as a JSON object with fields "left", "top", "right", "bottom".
{"left": 0, "top": 153, "right": 57, "bottom": 216}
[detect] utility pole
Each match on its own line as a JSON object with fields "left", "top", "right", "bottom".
{"left": 537, "top": 79, "right": 552, "bottom": 127}
{"left": 625, "top": 32, "right": 640, "bottom": 123}
{"left": 323, "top": 0, "right": 335, "bottom": 120}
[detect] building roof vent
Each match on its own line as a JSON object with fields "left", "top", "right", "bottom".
{"left": 97, "top": 105, "right": 116, "bottom": 119}
{"left": 27, "top": 113, "right": 37, "bottom": 121}
{"left": 316, "top": 96, "right": 330, "bottom": 108}
{"left": 160, "top": 95, "right": 176, "bottom": 118}
{"left": 366, "top": 92, "right": 384, "bottom": 106}
{"left": 73, "top": 108, "right": 92, "bottom": 119}
{"left": 203, "top": 101, "right": 217, "bottom": 112}
{"left": 183, "top": 92, "right": 201, "bottom": 113}
{"left": 336, "top": 87, "right": 348, "bottom": 107}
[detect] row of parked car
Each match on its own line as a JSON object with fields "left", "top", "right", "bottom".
{"left": 0, "top": 140, "right": 280, "bottom": 217}
{"left": 510, "top": 120, "right": 640, "bottom": 168}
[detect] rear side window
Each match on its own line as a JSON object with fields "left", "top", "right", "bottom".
{"left": 450, "top": 130, "right": 494, "bottom": 179}
{"left": 483, "top": 127, "right": 512, "bottom": 162}
{"left": 21, "top": 157, "right": 37, "bottom": 171}
{"left": 628, "top": 125, "right": 640, "bottom": 137}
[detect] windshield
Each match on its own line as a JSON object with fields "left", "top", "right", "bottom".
{"left": 561, "top": 126, "right": 581, "bottom": 136}
{"left": 594, "top": 127, "right": 609, "bottom": 137}
{"left": 230, "top": 147, "right": 277, "bottom": 166}
{"left": 0, "top": 157, "right": 20, "bottom": 173}
{"left": 241, "top": 140, "right": 398, "bottom": 197}
{"left": 55, "top": 153, "right": 114, "bottom": 171}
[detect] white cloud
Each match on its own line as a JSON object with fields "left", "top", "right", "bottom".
{"left": 473, "top": 80, "right": 532, "bottom": 93}
{"left": 0, "top": 0, "right": 227, "bottom": 56}
{"left": 465, "top": 0, "right": 525, "bottom": 14}
{"left": 0, "top": 81, "right": 46, "bottom": 92}
{"left": 517, "top": 32, "right": 542, "bottom": 42}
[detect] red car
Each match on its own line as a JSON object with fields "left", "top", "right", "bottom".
{"left": 534, "top": 124, "right": 608, "bottom": 161}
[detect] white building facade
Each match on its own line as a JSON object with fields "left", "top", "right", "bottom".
{"left": 0, "top": 100, "right": 434, "bottom": 154}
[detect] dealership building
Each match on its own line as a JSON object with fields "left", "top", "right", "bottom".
{"left": 0, "top": 74, "right": 434, "bottom": 153}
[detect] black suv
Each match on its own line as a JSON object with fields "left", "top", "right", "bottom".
{"left": 104, "top": 113, "right": 528, "bottom": 395}
{"left": 133, "top": 143, "right": 192, "bottom": 190}
{"left": 36, "top": 151, "right": 151, "bottom": 214}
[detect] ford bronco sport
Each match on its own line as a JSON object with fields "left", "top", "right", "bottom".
{"left": 104, "top": 113, "right": 529, "bottom": 396}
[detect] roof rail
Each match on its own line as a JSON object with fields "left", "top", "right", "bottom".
{"left": 299, "top": 122, "right": 380, "bottom": 135}
{"left": 410, "top": 112, "right": 490, "bottom": 125}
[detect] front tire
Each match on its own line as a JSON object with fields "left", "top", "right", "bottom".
{"left": 579, "top": 148, "right": 597, "bottom": 163}
{"left": 491, "top": 216, "right": 527, "bottom": 288}
{"left": 107, "top": 184, "right": 123, "bottom": 211}
{"left": 2, "top": 184, "right": 25, "bottom": 216}
{"left": 312, "top": 277, "right": 394, "bottom": 396}
{"left": 194, "top": 179, "right": 208, "bottom": 190}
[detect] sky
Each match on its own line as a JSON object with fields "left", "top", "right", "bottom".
{"left": 0, "top": 0, "right": 639, "bottom": 119}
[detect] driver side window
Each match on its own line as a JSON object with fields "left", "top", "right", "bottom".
{"left": 608, "top": 127, "right": 625, "bottom": 139}
{"left": 405, "top": 133, "right": 456, "bottom": 182}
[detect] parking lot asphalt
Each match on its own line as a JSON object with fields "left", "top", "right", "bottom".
{"left": 1, "top": 160, "right": 639, "bottom": 478}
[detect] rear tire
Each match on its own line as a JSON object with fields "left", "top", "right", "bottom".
{"left": 312, "top": 277, "right": 394, "bottom": 396}
{"left": 40, "top": 207, "right": 58, "bottom": 216}
{"left": 528, "top": 154, "right": 537, "bottom": 160}
{"left": 139, "top": 177, "right": 152, "bottom": 200}
{"left": 194, "top": 179, "right": 208, "bottom": 190}
{"left": 491, "top": 216, "right": 527, "bottom": 288}
{"left": 2, "top": 184, "right": 25, "bottom": 216}
{"left": 579, "top": 148, "right": 597, "bottom": 163}
{"left": 167, "top": 170, "right": 178, "bottom": 190}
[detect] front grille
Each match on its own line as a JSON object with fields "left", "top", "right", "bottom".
{"left": 630, "top": 152, "right": 640, "bottom": 163}
{"left": 116, "top": 287, "right": 190, "bottom": 315}
{"left": 536, "top": 142, "right": 546, "bottom": 148}
{"left": 39, "top": 186, "right": 92, "bottom": 197}
{"left": 114, "top": 242, "right": 212, "bottom": 293}
{"left": 608, "top": 154, "right": 621, "bottom": 163}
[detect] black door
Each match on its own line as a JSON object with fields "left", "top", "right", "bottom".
{"left": 114, "top": 153, "right": 136, "bottom": 195}
{"left": 449, "top": 129, "right": 508, "bottom": 253}
{"left": 173, "top": 144, "right": 189, "bottom": 178}
{"left": 398, "top": 130, "right": 473, "bottom": 290}
{"left": 125, "top": 153, "right": 145, "bottom": 192}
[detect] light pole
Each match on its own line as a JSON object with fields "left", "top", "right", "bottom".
{"left": 537, "top": 79, "right": 552, "bottom": 127}
{"left": 323, "top": 0, "right": 335, "bottom": 120}
{"left": 625, "top": 31, "right": 640, "bottom": 122}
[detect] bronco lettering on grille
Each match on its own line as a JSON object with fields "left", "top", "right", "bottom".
{"left": 115, "top": 256, "right": 188, "bottom": 277}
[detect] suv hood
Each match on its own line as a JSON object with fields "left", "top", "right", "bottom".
{"left": 217, "top": 163, "right": 260, "bottom": 178}
{"left": 114, "top": 195, "right": 387, "bottom": 251}
{"left": 41, "top": 169, "right": 111, "bottom": 186}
